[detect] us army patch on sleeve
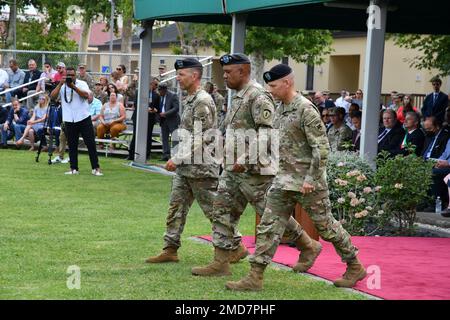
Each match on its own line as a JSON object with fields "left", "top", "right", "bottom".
{"left": 263, "top": 110, "right": 272, "bottom": 119}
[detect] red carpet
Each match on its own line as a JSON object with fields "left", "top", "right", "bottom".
{"left": 197, "top": 235, "right": 450, "bottom": 300}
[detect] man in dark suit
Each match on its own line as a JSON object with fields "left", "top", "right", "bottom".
{"left": 421, "top": 76, "right": 449, "bottom": 123}
{"left": 20, "top": 59, "right": 42, "bottom": 109}
{"left": 128, "top": 78, "right": 161, "bottom": 160}
{"left": 158, "top": 83, "right": 180, "bottom": 161}
{"left": 420, "top": 116, "right": 450, "bottom": 211}
{"left": 422, "top": 116, "right": 449, "bottom": 161}
{"left": 378, "top": 109, "right": 405, "bottom": 157}
{"left": 350, "top": 110, "right": 362, "bottom": 152}
{"left": 397, "top": 111, "right": 425, "bottom": 156}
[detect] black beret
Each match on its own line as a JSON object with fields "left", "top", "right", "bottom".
{"left": 263, "top": 64, "right": 292, "bottom": 83}
{"left": 174, "top": 57, "right": 203, "bottom": 70}
{"left": 219, "top": 53, "right": 250, "bottom": 66}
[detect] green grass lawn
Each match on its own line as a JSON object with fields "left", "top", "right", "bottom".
{"left": 0, "top": 149, "right": 367, "bottom": 300}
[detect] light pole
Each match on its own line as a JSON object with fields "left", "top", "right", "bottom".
{"left": 108, "top": 0, "right": 115, "bottom": 75}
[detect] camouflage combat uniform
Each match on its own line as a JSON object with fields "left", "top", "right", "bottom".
{"left": 327, "top": 123, "right": 353, "bottom": 152}
{"left": 162, "top": 88, "right": 219, "bottom": 249}
{"left": 212, "top": 91, "right": 225, "bottom": 127}
{"left": 77, "top": 73, "right": 94, "bottom": 90}
{"left": 250, "top": 94, "right": 358, "bottom": 266}
{"left": 211, "top": 81, "right": 303, "bottom": 250}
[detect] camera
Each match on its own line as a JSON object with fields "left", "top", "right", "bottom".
{"left": 65, "top": 77, "right": 73, "bottom": 85}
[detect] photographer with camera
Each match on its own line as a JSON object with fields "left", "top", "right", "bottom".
{"left": 50, "top": 67, "right": 103, "bottom": 176}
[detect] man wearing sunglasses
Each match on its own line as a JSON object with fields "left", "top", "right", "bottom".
{"left": 53, "top": 62, "right": 66, "bottom": 84}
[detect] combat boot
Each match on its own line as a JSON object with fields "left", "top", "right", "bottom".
{"left": 293, "top": 232, "right": 322, "bottom": 273}
{"left": 145, "top": 247, "right": 179, "bottom": 263}
{"left": 225, "top": 263, "right": 266, "bottom": 291}
{"left": 229, "top": 242, "right": 249, "bottom": 264}
{"left": 191, "top": 247, "right": 231, "bottom": 276}
{"left": 333, "top": 257, "right": 367, "bottom": 288}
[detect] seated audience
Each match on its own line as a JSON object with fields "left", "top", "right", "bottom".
{"left": 388, "top": 93, "right": 403, "bottom": 112}
{"left": 321, "top": 108, "right": 332, "bottom": 132}
{"left": 396, "top": 94, "right": 418, "bottom": 124}
{"left": 36, "top": 61, "right": 57, "bottom": 94}
{"left": 77, "top": 64, "right": 94, "bottom": 90}
{"left": 350, "top": 111, "right": 362, "bottom": 152}
{"left": 345, "top": 103, "right": 360, "bottom": 130}
{"left": 428, "top": 138, "right": 450, "bottom": 212}
{"left": 387, "top": 91, "right": 398, "bottom": 109}
{"left": 22, "top": 59, "right": 43, "bottom": 109}
{"left": 327, "top": 107, "right": 352, "bottom": 152}
{"left": 397, "top": 111, "right": 425, "bottom": 156}
{"left": 5, "top": 59, "right": 25, "bottom": 103}
{"left": 89, "top": 92, "right": 103, "bottom": 134}
{"left": 97, "top": 92, "right": 127, "bottom": 148}
{"left": 313, "top": 91, "right": 335, "bottom": 114}
{"left": 93, "top": 81, "right": 108, "bottom": 104}
{"left": 377, "top": 109, "right": 405, "bottom": 157}
{"left": 422, "top": 116, "right": 449, "bottom": 161}
{"left": 1, "top": 98, "right": 29, "bottom": 147}
{"left": 335, "top": 90, "right": 350, "bottom": 112}
{"left": 0, "top": 67, "right": 9, "bottom": 92}
{"left": 106, "top": 83, "right": 124, "bottom": 104}
{"left": 114, "top": 64, "right": 129, "bottom": 94}
{"left": 16, "top": 94, "right": 49, "bottom": 151}
{"left": 53, "top": 62, "right": 66, "bottom": 83}
{"left": 0, "top": 104, "right": 12, "bottom": 147}
{"left": 352, "top": 89, "right": 364, "bottom": 109}
{"left": 99, "top": 75, "right": 109, "bottom": 91}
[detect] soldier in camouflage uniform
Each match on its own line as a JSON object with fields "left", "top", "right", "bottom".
{"left": 204, "top": 82, "right": 225, "bottom": 127}
{"left": 226, "top": 64, "right": 366, "bottom": 291}
{"left": 327, "top": 107, "right": 353, "bottom": 152}
{"left": 191, "top": 54, "right": 304, "bottom": 277}
{"left": 145, "top": 58, "right": 219, "bottom": 263}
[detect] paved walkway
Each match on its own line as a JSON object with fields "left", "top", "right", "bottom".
{"left": 417, "top": 211, "right": 450, "bottom": 229}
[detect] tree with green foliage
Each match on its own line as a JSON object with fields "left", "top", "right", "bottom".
{"left": 0, "top": 0, "right": 34, "bottom": 49}
{"left": 116, "top": 0, "right": 135, "bottom": 72}
{"left": 393, "top": 34, "right": 450, "bottom": 77}
{"left": 68, "top": 1, "right": 111, "bottom": 60}
{"left": 183, "top": 23, "right": 333, "bottom": 84}
{"left": 0, "top": 0, "right": 78, "bottom": 52}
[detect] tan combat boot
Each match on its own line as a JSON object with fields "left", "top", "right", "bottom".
{"left": 333, "top": 257, "right": 367, "bottom": 288}
{"left": 145, "top": 247, "right": 179, "bottom": 263}
{"left": 229, "top": 242, "right": 249, "bottom": 264}
{"left": 191, "top": 247, "right": 232, "bottom": 277}
{"left": 293, "top": 232, "right": 322, "bottom": 273}
{"left": 225, "top": 263, "right": 266, "bottom": 291}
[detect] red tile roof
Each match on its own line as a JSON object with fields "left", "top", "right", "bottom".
{"left": 69, "top": 22, "right": 120, "bottom": 47}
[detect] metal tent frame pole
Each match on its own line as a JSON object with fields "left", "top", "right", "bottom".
{"left": 134, "top": 20, "right": 154, "bottom": 164}
{"left": 360, "top": 0, "right": 388, "bottom": 166}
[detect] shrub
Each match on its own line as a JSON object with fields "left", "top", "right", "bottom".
{"left": 327, "top": 151, "right": 380, "bottom": 235}
{"left": 374, "top": 151, "right": 434, "bottom": 234}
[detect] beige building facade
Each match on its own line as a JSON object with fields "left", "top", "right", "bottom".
{"left": 267, "top": 35, "right": 449, "bottom": 96}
